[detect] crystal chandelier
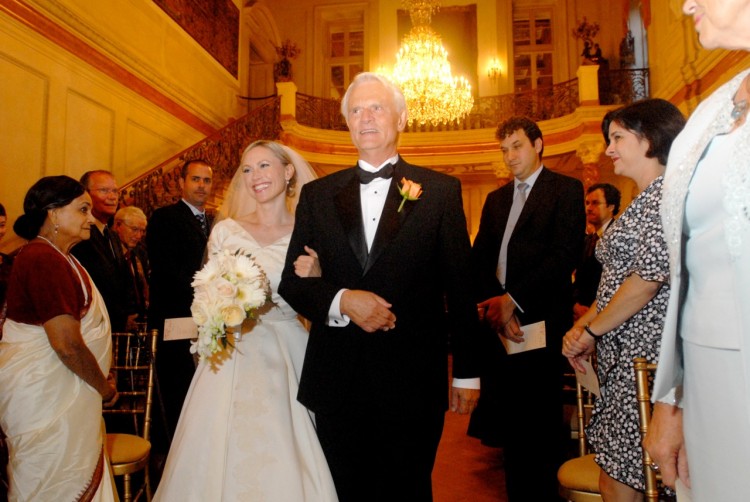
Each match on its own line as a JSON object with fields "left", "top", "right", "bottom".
{"left": 391, "top": 0, "right": 474, "bottom": 127}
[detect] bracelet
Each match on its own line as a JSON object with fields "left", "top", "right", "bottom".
{"left": 584, "top": 323, "right": 600, "bottom": 338}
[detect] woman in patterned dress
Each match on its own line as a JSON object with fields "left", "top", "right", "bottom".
{"left": 562, "top": 99, "right": 685, "bottom": 501}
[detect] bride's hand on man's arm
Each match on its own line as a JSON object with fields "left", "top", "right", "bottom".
{"left": 294, "top": 245, "right": 321, "bottom": 278}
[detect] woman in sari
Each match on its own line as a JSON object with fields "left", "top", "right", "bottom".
{"left": 0, "top": 175, "right": 118, "bottom": 501}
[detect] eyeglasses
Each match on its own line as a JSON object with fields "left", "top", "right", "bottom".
{"left": 93, "top": 188, "right": 119, "bottom": 195}
{"left": 121, "top": 223, "right": 146, "bottom": 234}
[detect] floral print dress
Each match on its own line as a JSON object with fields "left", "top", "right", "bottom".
{"left": 586, "top": 176, "right": 670, "bottom": 491}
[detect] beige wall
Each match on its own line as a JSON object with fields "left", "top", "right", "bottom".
{"left": 0, "top": 0, "right": 246, "bottom": 250}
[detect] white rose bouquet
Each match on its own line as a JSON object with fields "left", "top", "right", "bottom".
{"left": 189, "top": 248, "right": 270, "bottom": 360}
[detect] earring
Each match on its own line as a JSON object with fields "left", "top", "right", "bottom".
{"left": 54, "top": 223, "right": 59, "bottom": 235}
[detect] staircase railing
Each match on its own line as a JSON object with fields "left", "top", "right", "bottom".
{"left": 120, "top": 96, "right": 281, "bottom": 217}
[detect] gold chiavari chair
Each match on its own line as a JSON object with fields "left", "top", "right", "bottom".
{"left": 558, "top": 381, "right": 603, "bottom": 501}
{"left": 633, "top": 357, "right": 661, "bottom": 502}
{"left": 103, "top": 329, "right": 158, "bottom": 502}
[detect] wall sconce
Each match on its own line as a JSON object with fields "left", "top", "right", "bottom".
{"left": 487, "top": 58, "right": 502, "bottom": 82}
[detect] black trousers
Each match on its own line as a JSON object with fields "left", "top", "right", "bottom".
{"left": 315, "top": 403, "right": 445, "bottom": 502}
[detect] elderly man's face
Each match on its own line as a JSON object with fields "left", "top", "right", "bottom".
{"left": 345, "top": 80, "right": 407, "bottom": 166}
{"left": 114, "top": 217, "right": 146, "bottom": 249}
{"left": 86, "top": 173, "right": 119, "bottom": 223}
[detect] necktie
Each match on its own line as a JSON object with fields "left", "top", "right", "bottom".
{"left": 196, "top": 212, "right": 208, "bottom": 237}
{"left": 584, "top": 232, "right": 599, "bottom": 259}
{"left": 497, "top": 182, "right": 529, "bottom": 285}
{"left": 357, "top": 164, "right": 394, "bottom": 184}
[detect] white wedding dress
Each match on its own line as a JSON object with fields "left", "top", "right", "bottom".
{"left": 154, "top": 219, "right": 338, "bottom": 501}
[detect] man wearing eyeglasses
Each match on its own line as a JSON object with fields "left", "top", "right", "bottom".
{"left": 113, "top": 206, "right": 149, "bottom": 327}
{"left": 572, "top": 183, "right": 621, "bottom": 321}
{"left": 72, "top": 170, "right": 130, "bottom": 331}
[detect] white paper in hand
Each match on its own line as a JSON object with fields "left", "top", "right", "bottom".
{"left": 501, "top": 320, "right": 546, "bottom": 355}
{"left": 575, "top": 358, "right": 600, "bottom": 397}
{"left": 163, "top": 317, "right": 198, "bottom": 341}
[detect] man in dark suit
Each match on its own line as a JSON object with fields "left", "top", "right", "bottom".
{"left": 72, "top": 170, "right": 130, "bottom": 332}
{"left": 147, "top": 159, "right": 213, "bottom": 447}
{"left": 112, "top": 206, "right": 150, "bottom": 324}
{"left": 279, "top": 72, "right": 481, "bottom": 502}
{"left": 572, "top": 183, "right": 620, "bottom": 320}
{"left": 469, "top": 117, "right": 585, "bottom": 501}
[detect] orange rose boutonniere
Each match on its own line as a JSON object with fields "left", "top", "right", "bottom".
{"left": 398, "top": 177, "right": 423, "bottom": 212}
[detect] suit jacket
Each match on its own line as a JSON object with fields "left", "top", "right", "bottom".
{"left": 472, "top": 167, "right": 585, "bottom": 338}
{"left": 467, "top": 165, "right": 584, "bottom": 456}
{"left": 72, "top": 224, "right": 129, "bottom": 331}
{"left": 279, "top": 158, "right": 481, "bottom": 416}
{"left": 572, "top": 220, "right": 613, "bottom": 307}
{"left": 112, "top": 236, "right": 150, "bottom": 321}
{"left": 146, "top": 200, "right": 211, "bottom": 330}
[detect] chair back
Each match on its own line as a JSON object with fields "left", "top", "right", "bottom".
{"left": 105, "top": 330, "right": 158, "bottom": 441}
{"left": 558, "top": 374, "right": 602, "bottom": 501}
{"left": 633, "top": 357, "right": 660, "bottom": 502}
{"left": 573, "top": 381, "right": 596, "bottom": 457}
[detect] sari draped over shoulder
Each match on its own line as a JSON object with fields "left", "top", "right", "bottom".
{"left": 0, "top": 272, "right": 116, "bottom": 501}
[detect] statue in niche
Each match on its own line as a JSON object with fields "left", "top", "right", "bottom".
{"left": 619, "top": 30, "right": 636, "bottom": 68}
{"left": 274, "top": 39, "right": 300, "bottom": 83}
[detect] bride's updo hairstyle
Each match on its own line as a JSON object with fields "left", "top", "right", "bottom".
{"left": 243, "top": 139, "right": 298, "bottom": 198}
{"left": 14, "top": 175, "right": 85, "bottom": 240}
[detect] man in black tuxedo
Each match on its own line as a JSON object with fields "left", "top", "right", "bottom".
{"left": 572, "top": 183, "right": 620, "bottom": 320}
{"left": 279, "top": 72, "right": 481, "bottom": 502}
{"left": 72, "top": 170, "right": 130, "bottom": 332}
{"left": 147, "top": 159, "right": 213, "bottom": 446}
{"left": 469, "top": 117, "right": 585, "bottom": 501}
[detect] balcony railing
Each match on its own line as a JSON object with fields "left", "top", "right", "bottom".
{"left": 296, "top": 93, "right": 349, "bottom": 131}
{"left": 472, "top": 78, "right": 580, "bottom": 130}
{"left": 294, "top": 68, "right": 648, "bottom": 132}
{"left": 599, "top": 68, "right": 649, "bottom": 105}
{"left": 296, "top": 79, "right": 580, "bottom": 132}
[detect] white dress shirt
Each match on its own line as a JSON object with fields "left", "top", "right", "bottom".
{"left": 327, "top": 156, "right": 399, "bottom": 327}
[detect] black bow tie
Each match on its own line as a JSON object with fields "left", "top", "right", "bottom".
{"left": 357, "top": 164, "right": 394, "bottom": 184}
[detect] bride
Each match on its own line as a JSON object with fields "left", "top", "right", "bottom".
{"left": 154, "top": 140, "right": 338, "bottom": 501}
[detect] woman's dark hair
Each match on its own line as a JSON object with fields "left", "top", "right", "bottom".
{"left": 14, "top": 175, "right": 86, "bottom": 240}
{"left": 602, "top": 98, "right": 686, "bottom": 166}
{"left": 0, "top": 202, "right": 5, "bottom": 218}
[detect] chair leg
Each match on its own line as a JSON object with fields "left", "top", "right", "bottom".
{"left": 145, "top": 465, "right": 152, "bottom": 502}
{"left": 123, "top": 473, "right": 132, "bottom": 502}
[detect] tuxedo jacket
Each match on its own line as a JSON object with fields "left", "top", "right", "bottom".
{"left": 146, "top": 200, "right": 211, "bottom": 331}
{"left": 72, "top": 224, "right": 129, "bottom": 331}
{"left": 279, "top": 158, "right": 481, "bottom": 416}
{"left": 472, "top": 167, "right": 585, "bottom": 345}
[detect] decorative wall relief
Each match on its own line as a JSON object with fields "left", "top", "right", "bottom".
{"left": 153, "top": 0, "right": 239, "bottom": 77}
